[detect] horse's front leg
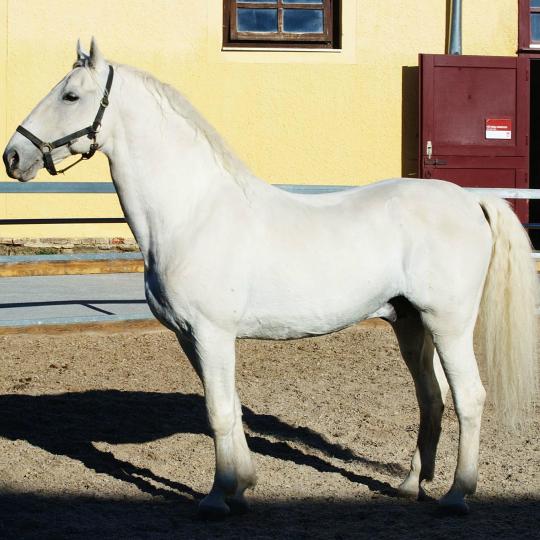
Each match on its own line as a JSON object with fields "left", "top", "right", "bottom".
{"left": 178, "top": 326, "right": 257, "bottom": 518}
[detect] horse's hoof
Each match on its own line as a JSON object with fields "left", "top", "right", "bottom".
{"left": 397, "top": 479, "right": 419, "bottom": 499}
{"left": 438, "top": 494, "right": 470, "bottom": 515}
{"left": 198, "top": 496, "right": 230, "bottom": 520}
{"left": 226, "top": 496, "right": 250, "bottom": 515}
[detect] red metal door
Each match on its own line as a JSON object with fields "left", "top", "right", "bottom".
{"left": 419, "top": 54, "right": 530, "bottom": 221}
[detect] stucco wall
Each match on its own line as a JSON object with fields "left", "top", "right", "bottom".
{"left": 0, "top": 0, "right": 518, "bottom": 238}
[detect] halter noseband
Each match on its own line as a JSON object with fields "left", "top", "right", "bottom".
{"left": 16, "top": 64, "right": 114, "bottom": 176}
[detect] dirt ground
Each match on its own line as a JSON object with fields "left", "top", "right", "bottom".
{"left": 0, "top": 323, "right": 537, "bottom": 539}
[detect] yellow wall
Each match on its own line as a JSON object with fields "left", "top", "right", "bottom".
{"left": 0, "top": 0, "right": 518, "bottom": 238}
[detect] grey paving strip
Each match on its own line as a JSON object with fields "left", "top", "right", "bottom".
{"left": 0, "top": 273, "right": 154, "bottom": 327}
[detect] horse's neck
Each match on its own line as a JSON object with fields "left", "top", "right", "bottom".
{"left": 102, "top": 70, "right": 248, "bottom": 259}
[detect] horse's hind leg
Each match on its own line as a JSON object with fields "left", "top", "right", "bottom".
{"left": 428, "top": 325, "right": 486, "bottom": 514}
{"left": 391, "top": 298, "right": 449, "bottom": 499}
{"left": 177, "top": 326, "right": 256, "bottom": 518}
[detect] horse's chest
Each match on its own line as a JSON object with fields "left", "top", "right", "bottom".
{"left": 144, "top": 270, "right": 189, "bottom": 333}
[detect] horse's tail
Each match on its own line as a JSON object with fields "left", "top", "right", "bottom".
{"left": 476, "top": 196, "right": 538, "bottom": 428}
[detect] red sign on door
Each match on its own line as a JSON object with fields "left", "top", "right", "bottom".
{"left": 485, "top": 118, "right": 512, "bottom": 140}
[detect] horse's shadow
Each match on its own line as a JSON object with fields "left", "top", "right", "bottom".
{"left": 0, "top": 390, "right": 403, "bottom": 502}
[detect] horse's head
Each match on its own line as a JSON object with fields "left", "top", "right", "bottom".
{"left": 3, "top": 38, "right": 113, "bottom": 181}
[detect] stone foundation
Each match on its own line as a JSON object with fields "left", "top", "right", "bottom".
{"left": 0, "top": 237, "right": 139, "bottom": 254}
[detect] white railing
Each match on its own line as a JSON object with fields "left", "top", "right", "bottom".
{"left": 465, "top": 188, "right": 540, "bottom": 200}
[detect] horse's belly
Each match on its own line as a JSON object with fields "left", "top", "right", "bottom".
{"left": 237, "top": 273, "right": 396, "bottom": 339}
{"left": 236, "top": 229, "right": 401, "bottom": 339}
{"left": 237, "top": 300, "right": 382, "bottom": 339}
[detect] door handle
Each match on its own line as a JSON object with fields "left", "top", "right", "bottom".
{"left": 426, "top": 140, "right": 433, "bottom": 159}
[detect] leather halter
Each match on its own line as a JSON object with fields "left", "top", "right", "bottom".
{"left": 16, "top": 65, "right": 114, "bottom": 176}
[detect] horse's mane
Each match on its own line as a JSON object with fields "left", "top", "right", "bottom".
{"left": 115, "top": 63, "right": 253, "bottom": 186}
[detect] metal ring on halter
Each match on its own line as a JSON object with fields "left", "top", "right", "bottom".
{"left": 40, "top": 143, "right": 53, "bottom": 154}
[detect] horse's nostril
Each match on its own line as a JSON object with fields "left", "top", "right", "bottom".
{"left": 2, "top": 148, "right": 21, "bottom": 178}
{"left": 3, "top": 148, "right": 19, "bottom": 171}
{"left": 9, "top": 149, "right": 20, "bottom": 169}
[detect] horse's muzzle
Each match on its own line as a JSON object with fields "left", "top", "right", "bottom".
{"left": 3, "top": 144, "right": 39, "bottom": 182}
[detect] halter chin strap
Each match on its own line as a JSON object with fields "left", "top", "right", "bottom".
{"left": 16, "top": 65, "right": 114, "bottom": 176}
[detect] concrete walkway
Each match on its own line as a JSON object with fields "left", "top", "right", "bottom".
{"left": 0, "top": 273, "right": 153, "bottom": 328}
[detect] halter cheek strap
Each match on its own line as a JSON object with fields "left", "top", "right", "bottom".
{"left": 16, "top": 65, "right": 114, "bottom": 176}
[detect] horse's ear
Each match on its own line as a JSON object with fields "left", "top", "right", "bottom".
{"left": 89, "top": 37, "right": 106, "bottom": 70}
{"left": 74, "top": 39, "right": 89, "bottom": 68}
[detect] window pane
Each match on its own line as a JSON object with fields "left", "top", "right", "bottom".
{"left": 283, "top": 9, "right": 323, "bottom": 33}
{"left": 238, "top": 0, "right": 276, "bottom": 2}
{"left": 531, "top": 1, "right": 540, "bottom": 8}
{"left": 532, "top": 13, "right": 540, "bottom": 41}
{"left": 284, "top": 0, "right": 323, "bottom": 3}
{"left": 238, "top": 9, "right": 278, "bottom": 32}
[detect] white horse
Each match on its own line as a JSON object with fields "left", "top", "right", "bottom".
{"left": 3, "top": 39, "right": 538, "bottom": 517}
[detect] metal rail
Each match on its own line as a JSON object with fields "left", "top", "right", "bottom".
{"left": 2, "top": 183, "right": 539, "bottom": 197}
{"left": 0, "top": 182, "right": 116, "bottom": 193}
{"left": 0, "top": 182, "right": 539, "bottom": 226}
{"left": 0, "top": 218, "right": 126, "bottom": 225}
{"left": 0, "top": 182, "right": 122, "bottom": 225}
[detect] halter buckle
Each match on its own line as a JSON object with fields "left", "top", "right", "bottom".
{"left": 82, "top": 143, "right": 99, "bottom": 160}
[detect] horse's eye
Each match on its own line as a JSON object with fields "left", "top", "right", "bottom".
{"left": 63, "top": 92, "right": 79, "bottom": 102}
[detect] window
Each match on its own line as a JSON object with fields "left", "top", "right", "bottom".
{"left": 519, "top": 0, "right": 540, "bottom": 51}
{"left": 223, "top": 0, "right": 341, "bottom": 49}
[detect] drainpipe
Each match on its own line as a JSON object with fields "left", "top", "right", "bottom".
{"left": 448, "top": 0, "right": 462, "bottom": 55}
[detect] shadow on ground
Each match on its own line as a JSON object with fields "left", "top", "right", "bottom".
{"left": 0, "top": 491, "right": 537, "bottom": 540}
{"left": 0, "top": 391, "right": 536, "bottom": 539}
{"left": 0, "top": 390, "right": 401, "bottom": 503}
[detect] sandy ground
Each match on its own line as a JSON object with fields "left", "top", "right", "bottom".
{"left": 0, "top": 323, "right": 537, "bottom": 539}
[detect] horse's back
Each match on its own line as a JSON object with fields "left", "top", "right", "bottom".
{"left": 257, "top": 178, "right": 489, "bottom": 262}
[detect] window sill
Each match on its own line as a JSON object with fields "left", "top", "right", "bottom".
{"left": 222, "top": 46, "right": 342, "bottom": 53}
{"left": 518, "top": 45, "right": 540, "bottom": 53}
